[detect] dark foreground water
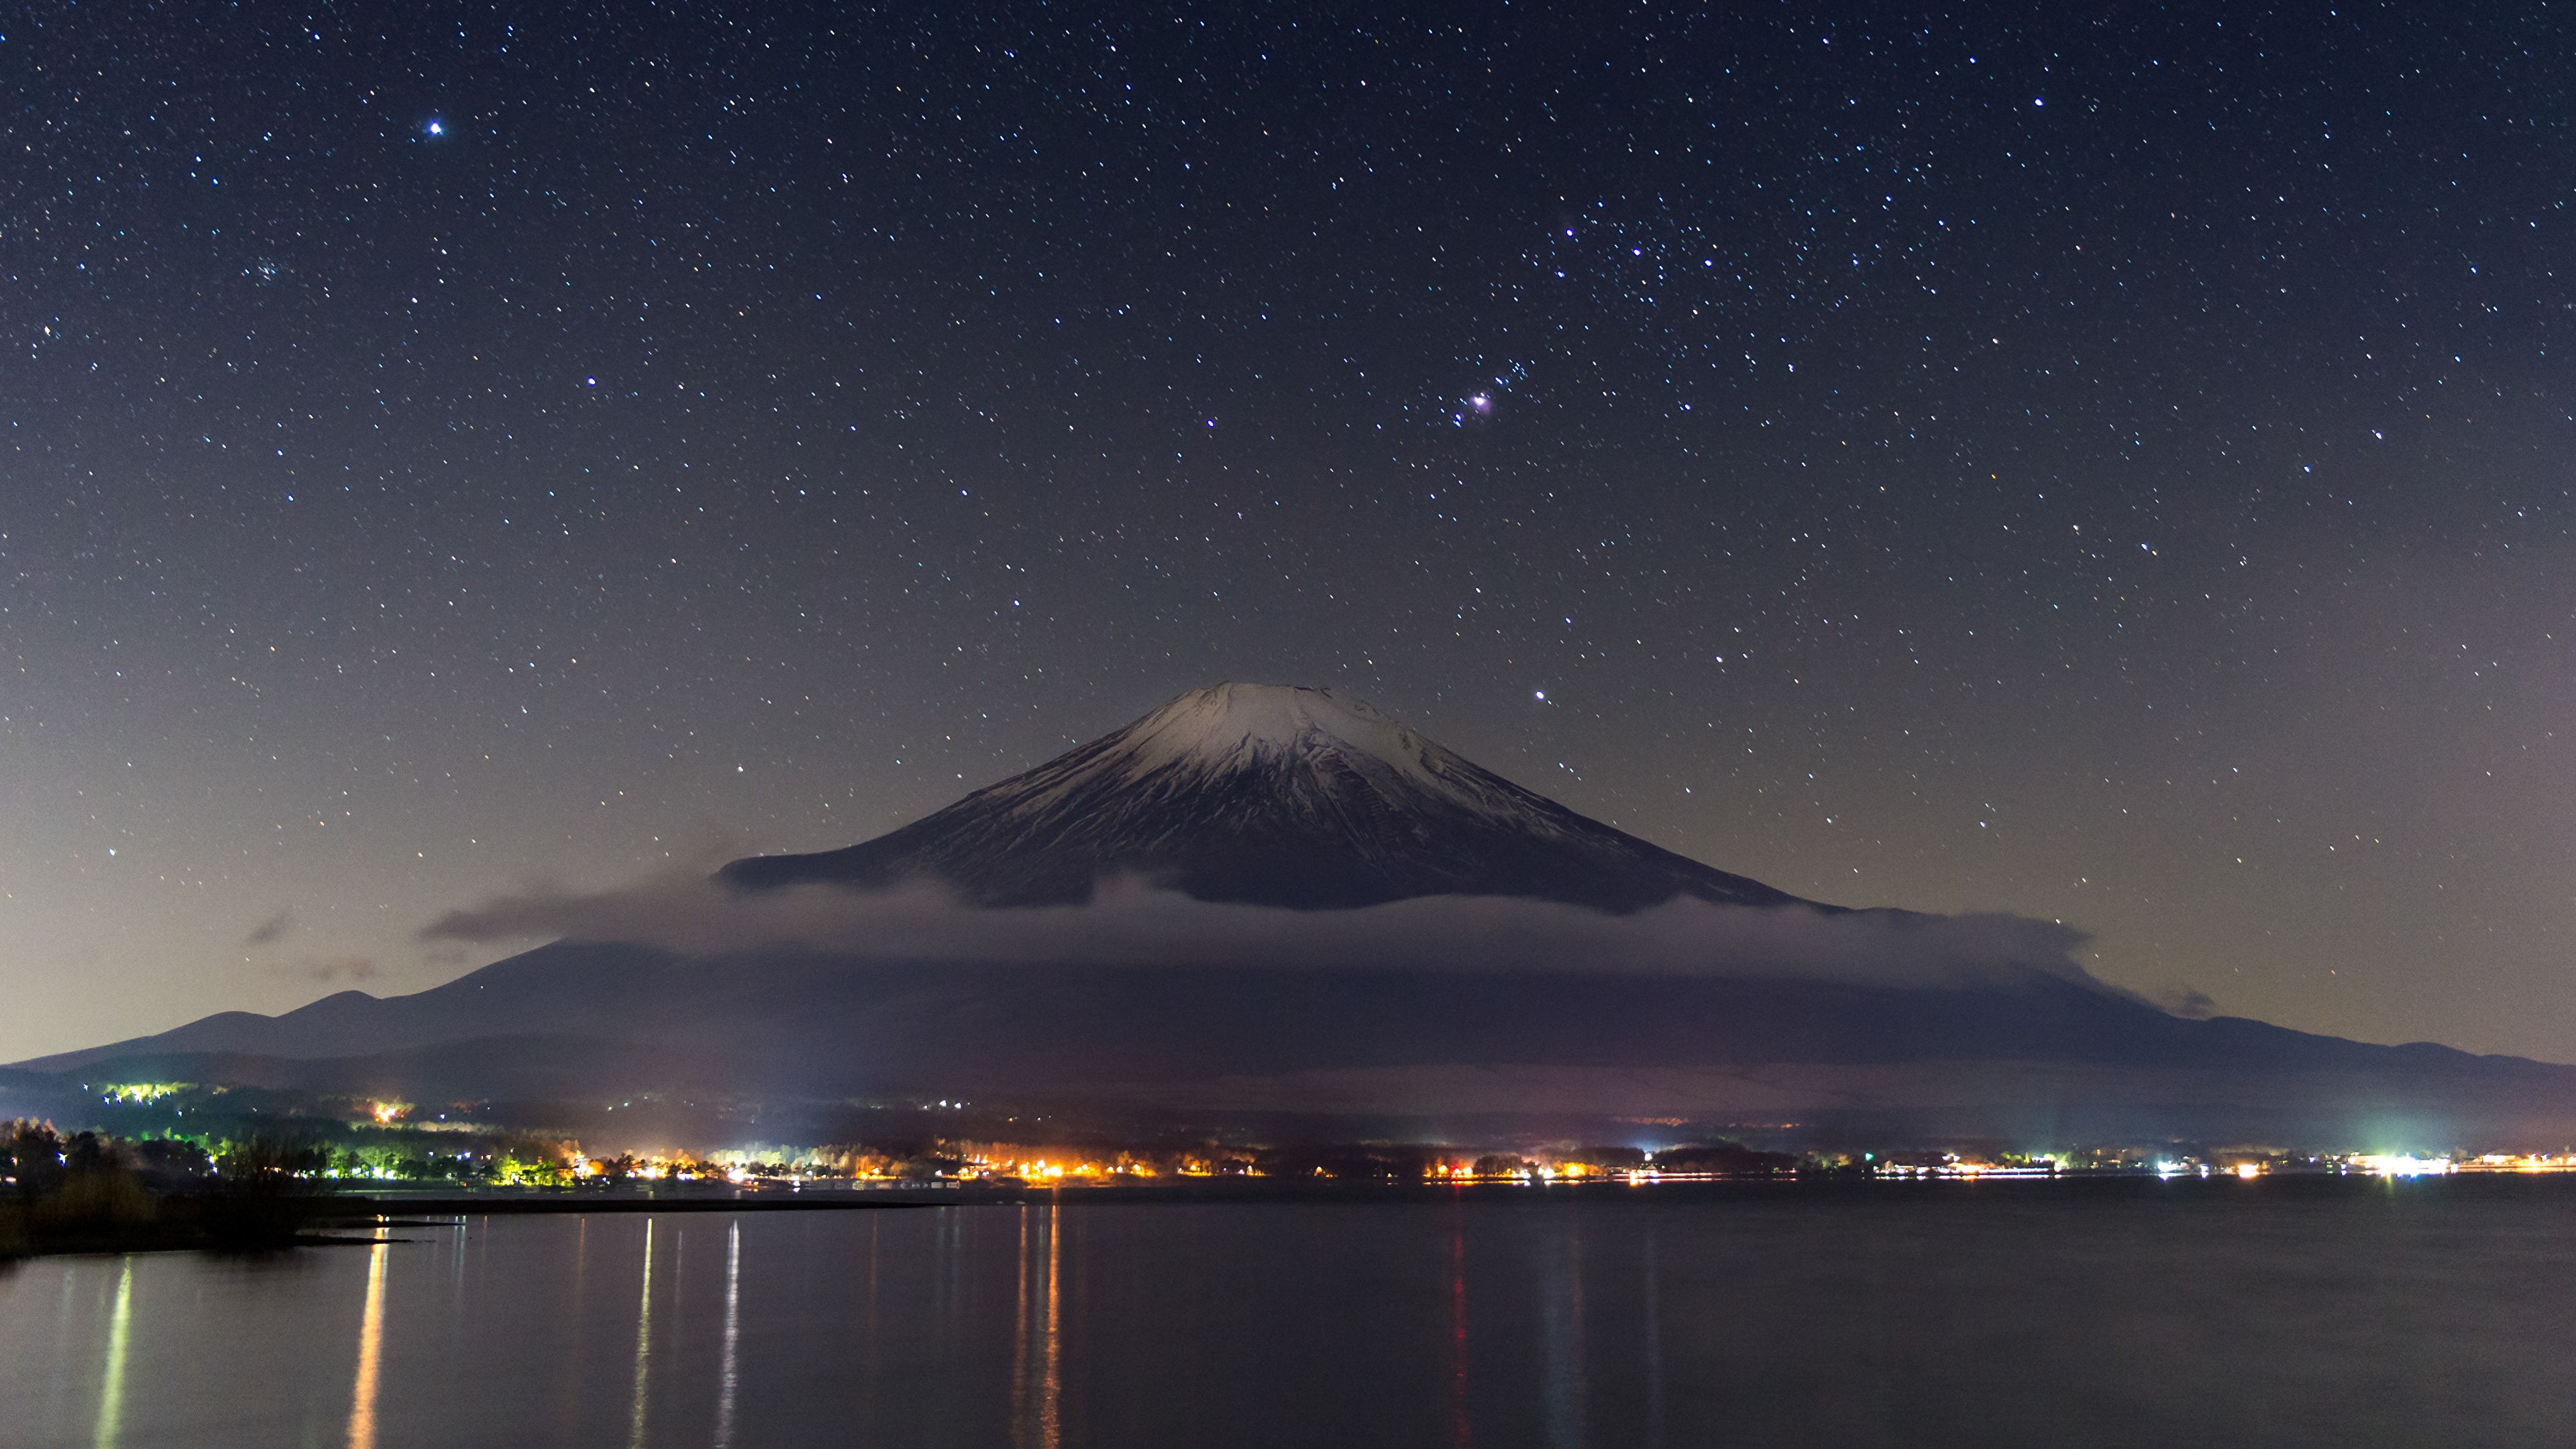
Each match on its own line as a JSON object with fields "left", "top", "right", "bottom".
{"left": 7, "top": 1179, "right": 2576, "bottom": 1448}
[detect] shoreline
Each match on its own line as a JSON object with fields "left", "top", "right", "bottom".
{"left": 15, "top": 1170, "right": 2574, "bottom": 1260}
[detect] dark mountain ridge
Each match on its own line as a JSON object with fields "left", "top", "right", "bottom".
{"left": 20, "top": 942, "right": 2571, "bottom": 1146}
{"left": 15, "top": 683, "right": 2573, "bottom": 1146}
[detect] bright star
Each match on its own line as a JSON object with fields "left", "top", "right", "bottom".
{"left": 426, "top": 119, "right": 445, "bottom": 136}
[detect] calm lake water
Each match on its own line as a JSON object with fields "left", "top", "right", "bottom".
{"left": 7, "top": 1180, "right": 2575, "bottom": 1448}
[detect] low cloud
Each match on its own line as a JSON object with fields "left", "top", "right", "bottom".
{"left": 244, "top": 910, "right": 296, "bottom": 947}
{"left": 2153, "top": 984, "right": 2218, "bottom": 1019}
{"left": 278, "top": 955, "right": 380, "bottom": 985}
{"left": 423, "top": 869, "right": 2108, "bottom": 996}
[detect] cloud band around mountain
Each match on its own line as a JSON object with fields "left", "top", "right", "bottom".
{"left": 421, "top": 870, "right": 2104, "bottom": 996}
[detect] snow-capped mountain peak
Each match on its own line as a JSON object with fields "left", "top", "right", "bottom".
{"left": 720, "top": 682, "right": 1805, "bottom": 912}
{"left": 1009, "top": 683, "right": 1518, "bottom": 824}
{"left": 1113, "top": 683, "right": 1427, "bottom": 777}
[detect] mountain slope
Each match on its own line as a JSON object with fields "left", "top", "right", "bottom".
{"left": 24, "top": 680, "right": 2573, "bottom": 1146}
{"left": 23, "top": 941, "right": 2576, "bottom": 1146}
{"left": 720, "top": 682, "right": 1804, "bottom": 911}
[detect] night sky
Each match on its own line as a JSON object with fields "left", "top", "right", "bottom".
{"left": 5, "top": 2, "right": 2571, "bottom": 1065}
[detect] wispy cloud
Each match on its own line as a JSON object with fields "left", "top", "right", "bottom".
{"left": 244, "top": 910, "right": 296, "bottom": 947}
{"left": 276, "top": 955, "right": 380, "bottom": 985}
{"left": 2153, "top": 984, "right": 2218, "bottom": 1019}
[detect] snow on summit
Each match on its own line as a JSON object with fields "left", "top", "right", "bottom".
{"left": 1048, "top": 683, "right": 1508, "bottom": 819}
{"left": 1115, "top": 684, "right": 1428, "bottom": 777}
{"left": 721, "top": 682, "right": 1807, "bottom": 912}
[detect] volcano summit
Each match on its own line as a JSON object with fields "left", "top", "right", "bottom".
{"left": 720, "top": 682, "right": 1801, "bottom": 912}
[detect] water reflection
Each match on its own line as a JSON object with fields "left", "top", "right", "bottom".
{"left": 1043, "top": 1202, "right": 1061, "bottom": 1449}
{"left": 1010, "top": 1210, "right": 1027, "bottom": 1436}
{"left": 859, "top": 1216, "right": 881, "bottom": 1429}
{"left": 91, "top": 1259, "right": 132, "bottom": 1449}
{"left": 1010, "top": 1203, "right": 1063, "bottom": 1449}
{"left": 347, "top": 1236, "right": 388, "bottom": 1449}
{"left": 1640, "top": 1229, "right": 1665, "bottom": 1449}
{"left": 557, "top": 1216, "right": 590, "bottom": 1439}
{"left": 714, "top": 1220, "right": 741, "bottom": 1449}
{"left": 1448, "top": 1214, "right": 1471, "bottom": 1449}
{"left": 11, "top": 1191, "right": 2576, "bottom": 1448}
{"left": 628, "top": 1218, "right": 655, "bottom": 1449}
{"left": 1538, "top": 1223, "right": 1586, "bottom": 1449}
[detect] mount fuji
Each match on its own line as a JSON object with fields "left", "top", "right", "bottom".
{"left": 13, "top": 683, "right": 2575, "bottom": 1148}
{"left": 720, "top": 682, "right": 1801, "bottom": 912}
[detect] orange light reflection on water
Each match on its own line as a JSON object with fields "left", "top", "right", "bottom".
{"left": 347, "top": 1236, "right": 388, "bottom": 1449}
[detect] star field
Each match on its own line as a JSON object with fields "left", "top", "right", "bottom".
{"left": 3, "top": 1, "right": 2571, "bottom": 1061}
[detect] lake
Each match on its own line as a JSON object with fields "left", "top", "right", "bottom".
{"left": 6, "top": 1179, "right": 2574, "bottom": 1447}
